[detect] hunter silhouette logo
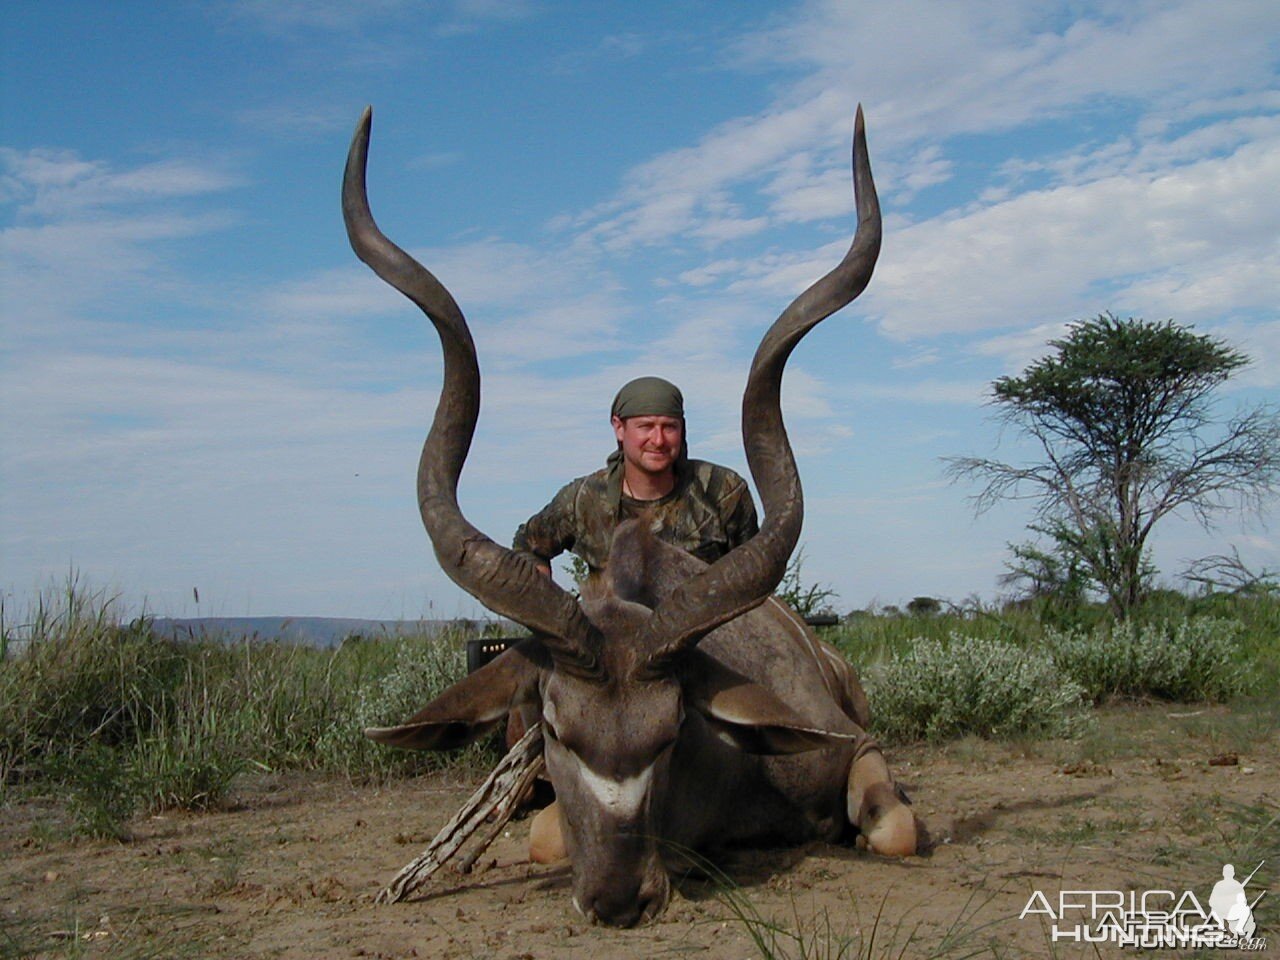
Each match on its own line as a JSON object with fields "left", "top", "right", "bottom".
{"left": 1210, "top": 862, "right": 1264, "bottom": 940}
{"left": 1020, "top": 859, "right": 1268, "bottom": 949}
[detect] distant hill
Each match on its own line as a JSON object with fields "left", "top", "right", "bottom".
{"left": 149, "top": 616, "right": 514, "bottom": 648}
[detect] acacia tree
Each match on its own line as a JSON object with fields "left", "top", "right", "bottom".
{"left": 949, "top": 313, "right": 1280, "bottom": 618}
{"left": 998, "top": 523, "right": 1092, "bottom": 609}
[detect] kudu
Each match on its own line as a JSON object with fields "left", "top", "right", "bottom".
{"left": 343, "top": 104, "right": 917, "bottom": 928}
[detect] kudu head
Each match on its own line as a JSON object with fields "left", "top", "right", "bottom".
{"left": 344, "top": 105, "right": 880, "bottom": 927}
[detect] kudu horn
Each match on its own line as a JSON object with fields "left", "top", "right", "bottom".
{"left": 342, "top": 107, "right": 597, "bottom": 671}
{"left": 641, "top": 105, "right": 880, "bottom": 664}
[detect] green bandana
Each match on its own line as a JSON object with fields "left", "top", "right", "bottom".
{"left": 610, "top": 376, "right": 685, "bottom": 420}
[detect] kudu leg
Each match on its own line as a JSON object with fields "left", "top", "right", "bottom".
{"left": 847, "top": 747, "right": 917, "bottom": 857}
{"left": 529, "top": 802, "right": 568, "bottom": 864}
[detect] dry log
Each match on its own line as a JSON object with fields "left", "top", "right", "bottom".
{"left": 376, "top": 722, "right": 545, "bottom": 904}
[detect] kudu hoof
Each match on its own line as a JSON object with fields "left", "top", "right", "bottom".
{"left": 848, "top": 751, "right": 917, "bottom": 857}
{"left": 857, "top": 782, "right": 917, "bottom": 857}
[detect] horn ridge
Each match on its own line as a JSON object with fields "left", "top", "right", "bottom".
{"left": 343, "top": 107, "right": 597, "bottom": 669}
{"left": 642, "top": 106, "right": 880, "bottom": 661}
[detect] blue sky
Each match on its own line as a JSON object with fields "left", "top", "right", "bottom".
{"left": 3, "top": 0, "right": 1278, "bottom": 620}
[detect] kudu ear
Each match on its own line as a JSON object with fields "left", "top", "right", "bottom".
{"left": 365, "top": 639, "right": 546, "bottom": 751}
{"left": 684, "top": 650, "right": 856, "bottom": 756}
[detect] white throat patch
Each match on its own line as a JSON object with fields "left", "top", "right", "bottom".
{"left": 574, "top": 756, "right": 655, "bottom": 818}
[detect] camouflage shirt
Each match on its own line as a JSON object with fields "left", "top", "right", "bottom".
{"left": 513, "top": 459, "right": 759, "bottom": 573}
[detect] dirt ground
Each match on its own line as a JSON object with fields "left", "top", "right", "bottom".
{"left": 3, "top": 703, "right": 1276, "bottom": 960}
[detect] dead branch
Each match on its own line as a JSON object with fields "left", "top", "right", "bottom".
{"left": 376, "top": 722, "right": 545, "bottom": 905}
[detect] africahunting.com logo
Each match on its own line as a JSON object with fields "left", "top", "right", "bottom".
{"left": 1020, "top": 860, "right": 1268, "bottom": 950}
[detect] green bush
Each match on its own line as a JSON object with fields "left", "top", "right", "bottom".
{"left": 41, "top": 742, "right": 140, "bottom": 840}
{"left": 317, "top": 635, "right": 501, "bottom": 780}
{"left": 1048, "top": 617, "right": 1248, "bottom": 703}
{"left": 865, "top": 634, "right": 1089, "bottom": 742}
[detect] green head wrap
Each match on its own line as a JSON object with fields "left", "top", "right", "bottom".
{"left": 606, "top": 376, "right": 688, "bottom": 511}
{"left": 610, "top": 376, "right": 685, "bottom": 420}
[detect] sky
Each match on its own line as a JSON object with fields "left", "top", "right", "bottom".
{"left": 2, "top": 0, "right": 1278, "bottom": 622}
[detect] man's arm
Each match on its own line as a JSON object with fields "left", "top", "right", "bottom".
{"left": 512, "top": 479, "right": 581, "bottom": 576}
{"left": 719, "top": 473, "right": 760, "bottom": 549}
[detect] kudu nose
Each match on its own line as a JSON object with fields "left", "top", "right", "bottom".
{"left": 584, "top": 873, "right": 670, "bottom": 927}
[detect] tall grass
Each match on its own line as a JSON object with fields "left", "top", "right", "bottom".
{"left": 0, "top": 581, "right": 501, "bottom": 836}
{"left": 826, "top": 604, "right": 1049, "bottom": 670}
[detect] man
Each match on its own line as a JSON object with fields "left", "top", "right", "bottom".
{"left": 511, "top": 377, "right": 760, "bottom": 861}
{"left": 513, "top": 376, "right": 759, "bottom": 581}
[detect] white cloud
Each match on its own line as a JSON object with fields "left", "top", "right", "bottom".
{"left": 550, "top": 32, "right": 649, "bottom": 73}
{"left": 847, "top": 378, "right": 988, "bottom": 408}
{"left": 575, "top": 89, "right": 845, "bottom": 249}
{"left": 972, "top": 321, "right": 1072, "bottom": 375}
{"left": 568, "top": 0, "right": 1278, "bottom": 255}
{"left": 1208, "top": 319, "right": 1280, "bottom": 391}
{"left": 258, "top": 237, "right": 632, "bottom": 364}
{"left": 1, "top": 148, "right": 242, "bottom": 217}
{"left": 235, "top": 103, "right": 353, "bottom": 137}
{"left": 451, "top": 0, "right": 536, "bottom": 22}
{"left": 0, "top": 148, "right": 243, "bottom": 357}
{"left": 860, "top": 131, "right": 1280, "bottom": 339}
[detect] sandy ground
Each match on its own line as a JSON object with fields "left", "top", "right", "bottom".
{"left": 2, "top": 703, "right": 1276, "bottom": 959}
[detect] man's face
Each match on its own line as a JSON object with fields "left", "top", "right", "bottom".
{"left": 612, "top": 414, "right": 683, "bottom": 477}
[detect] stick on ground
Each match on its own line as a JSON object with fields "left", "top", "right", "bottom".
{"left": 376, "top": 722, "right": 545, "bottom": 905}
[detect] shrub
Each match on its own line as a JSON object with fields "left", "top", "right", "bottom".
{"left": 1048, "top": 617, "right": 1248, "bottom": 703}
{"left": 865, "top": 634, "right": 1089, "bottom": 742}
{"left": 41, "top": 743, "right": 139, "bottom": 840}
{"left": 316, "top": 634, "right": 501, "bottom": 779}
{"left": 906, "top": 596, "right": 942, "bottom": 617}
{"left": 777, "top": 549, "right": 839, "bottom": 619}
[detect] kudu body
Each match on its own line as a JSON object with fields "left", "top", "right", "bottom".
{"left": 343, "top": 104, "right": 916, "bottom": 928}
